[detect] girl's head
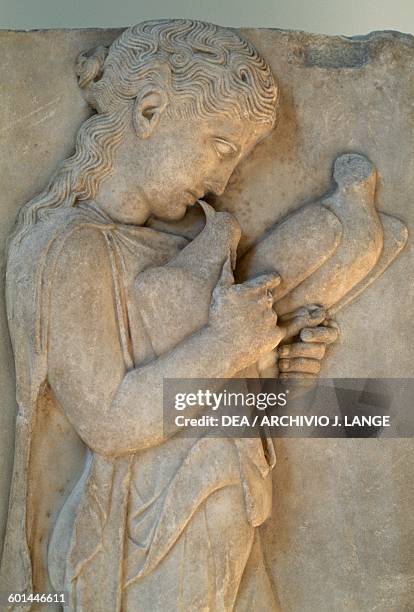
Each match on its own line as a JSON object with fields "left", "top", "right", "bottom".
{"left": 11, "top": 20, "right": 278, "bottom": 238}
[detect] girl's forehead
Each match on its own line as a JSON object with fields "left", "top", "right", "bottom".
{"left": 194, "top": 115, "right": 271, "bottom": 138}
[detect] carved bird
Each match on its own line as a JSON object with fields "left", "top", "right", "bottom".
{"left": 238, "top": 153, "right": 408, "bottom": 317}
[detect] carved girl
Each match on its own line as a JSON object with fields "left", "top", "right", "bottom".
{"left": 1, "top": 20, "right": 335, "bottom": 611}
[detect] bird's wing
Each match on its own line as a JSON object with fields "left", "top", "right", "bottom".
{"left": 237, "top": 204, "right": 342, "bottom": 301}
{"left": 328, "top": 213, "right": 408, "bottom": 316}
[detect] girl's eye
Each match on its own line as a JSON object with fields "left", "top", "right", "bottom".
{"left": 212, "top": 138, "right": 238, "bottom": 159}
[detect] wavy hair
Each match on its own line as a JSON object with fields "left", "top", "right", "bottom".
{"left": 9, "top": 19, "right": 278, "bottom": 248}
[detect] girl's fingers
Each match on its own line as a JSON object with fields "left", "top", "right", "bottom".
{"left": 278, "top": 357, "right": 321, "bottom": 375}
{"left": 278, "top": 342, "right": 326, "bottom": 360}
{"left": 300, "top": 326, "right": 339, "bottom": 344}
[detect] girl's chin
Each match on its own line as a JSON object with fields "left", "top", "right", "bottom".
{"left": 171, "top": 205, "right": 189, "bottom": 220}
{"left": 153, "top": 204, "right": 188, "bottom": 222}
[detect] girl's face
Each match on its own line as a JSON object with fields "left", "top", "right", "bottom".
{"left": 139, "top": 113, "right": 272, "bottom": 221}
{"left": 97, "top": 96, "right": 273, "bottom": 225}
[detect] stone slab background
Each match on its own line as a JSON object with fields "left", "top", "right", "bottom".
{"left": 0, "top": 28, "right": 413, "bottom": 611}
{"left": 1, "top": 0, "right": 414, "bottom": 35}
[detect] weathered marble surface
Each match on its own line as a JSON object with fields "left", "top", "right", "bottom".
{"left": 0, "top": 25, "right": 413, "bottom": 611}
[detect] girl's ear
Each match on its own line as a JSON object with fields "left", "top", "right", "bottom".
{"left": 132, "top": 65, "right": 171, "bottom": 139}
{"left": 132, "top": 87, "right": 169, "bottom": 139}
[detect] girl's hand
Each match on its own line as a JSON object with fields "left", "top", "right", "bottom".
{"left": 277, "top": 305, "right": 339, "bottom": 380}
